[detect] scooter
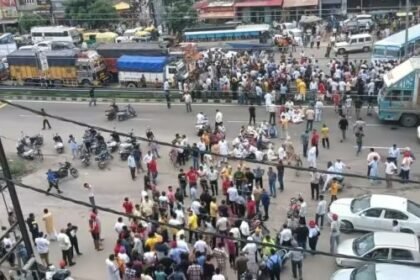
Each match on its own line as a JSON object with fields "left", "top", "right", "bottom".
{"left": 119, "top": 130, "right": 135, "bottom": 160}
{"left": 117, "top": 104, "right": 137, "bottom": 121}
{"left": 16, "top": 142, "right": 35, "bottom": 160}
{"left": 53, "top": 134, "right": 64, "bottom": 154}
{"left": 52, "top": 161, "right": 79, "bottom": 179}
{"left": 107, "top": 137, "right": 119, "bottom": 153}
{"left": 95, "top": 149, "right": 113, "bottom": 169}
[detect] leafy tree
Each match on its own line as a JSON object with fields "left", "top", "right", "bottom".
{"left": 165, "top": 0, "right": 197, "bottom": 34}
{"left": 64, "top": 0, "right": 119, "bottom": 29}
{"left": 18, "top": 14, "right": 48, "bottom": 33}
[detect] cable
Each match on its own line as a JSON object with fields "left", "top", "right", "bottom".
{"left": 2, "top": 175, "right": 420, "bottom": 267}
{"left": 0, "top": 98, "right": 419, "bottom": 186}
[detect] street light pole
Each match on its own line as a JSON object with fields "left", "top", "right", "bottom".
{"left": 404, "top": 0, "right": 410, "bottom": 59}
{"left": 0, "top": 138, "right": 34, "bottom": 258}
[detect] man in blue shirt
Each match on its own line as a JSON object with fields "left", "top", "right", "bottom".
{"left": 266, "top": 249, "right": 282, "bottom": 280}
{"left": 46, "top": 169, "right": 62, "bottom": 194}
{"left": 261, "top": 189, "right": 270, "bottom": 220}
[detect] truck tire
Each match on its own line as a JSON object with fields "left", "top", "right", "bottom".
{"left": 400, "top": 114, "right": 418, "bottom": 127}
{"left": 127, "top": 83, "right": 137, "bottom": 88}
{"left": 81, "top": 80, "right": 91, "bottom": 87}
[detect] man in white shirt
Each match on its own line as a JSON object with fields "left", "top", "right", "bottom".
{"left": 57, "top": 229, "right": 75, "bottom": 266}
{"left": 193, "top": 235, "right": 208, "bottom": 254}
{"left": 208, "top": 166, "right": 219, "bottom": 196}
{"left": 384, "top": 158, "right": 397, "bottom": 188}
{"left": 114, "top": 217, "right": 125, "bottom": 234}
{"left": 218, "top": 139, "right": 229, "bottom": 163}
{"left": 35, "top": 233, "right": 50, "bottom": 266}
{"left": 279, "top": 224, "right": 292, "bottom": 246}
{"left": 388, "top": 144, "right": 400, "bottom": 166}
{"left": 315, "top": 99, "right": 323, "bottom": 122}
{"left": 367, "top": 148, "right": 381, "bottom": 176}
{"left": 127, "top": 153, "right": 137, "bottom": 180}
{"left": 264, "top": 92, "right": 273, "bottom": 112}
{"left": 400, "top": 153, "right": 414, "bottom": 183}
{"left": 83, "top": 182, "right": 96, "bottom": 207}
{"left": 278, "top": 146, "right": 286, "bottom": 161}
{"left": 316, "top": 195, "right": 327, "bottom": 228}
{"left": 215, "top": 109, "right": 223, "bottom": 128}
{"left": 227, "top": 185, "right": 239, "bottom": 214}
{"left": 184, "top": 93, "right": 192, "bottom": 113}
{"left": 177, "top": 234, "right": 190, "bottom": 252}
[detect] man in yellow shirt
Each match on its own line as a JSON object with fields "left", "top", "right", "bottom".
{"left": 298, "top": 80, "right": 307, "bottom": 101}
{"left": 209, "top": 197, "right": 218, "bottom": 226}
{"left": 330, "top": 178, "right": 339, "bottom": 204}
{"left": 187, "top": 210, "right": 198, "bottom": 242}
{"left": 279, "top": 115, "right": 289, "bottom": 139}
{"left": 320, "top": 124, "right": 330, "bottom": 149}
{"left": 145, "top": 232, "right": 163, "bottom": 251}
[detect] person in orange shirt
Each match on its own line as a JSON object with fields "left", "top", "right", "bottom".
{"left": 201, "top": 131, "right": 210, "bottom": 151}
{"left": 330, "top": 178, "right": 339, "bottom": 204}
{"left": 279, "top": 115, "right": 289, "bottom": 139}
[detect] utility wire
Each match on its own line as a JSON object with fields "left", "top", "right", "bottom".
{"left": 2, "top": 175, "right": 420, "bottom": 267}
{"left": 0, "top": 98, "right": 418, "bottom": 185}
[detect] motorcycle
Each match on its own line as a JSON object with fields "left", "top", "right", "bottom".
{"left": 16, "top": 137, "right": 43, "bottom": 161}
{"left": 105, "top": 103, "right": 119, "bottom": 121}
{"left": 80, "top": 150, "right": 91, "bottom": 167}
{"left": 53, "top": 134, "right": 64, "bottom": 154}
{"left": 107, "top": 132, "right": 120, "bottom": 153}
{"left": 45, "top": 266, "right": 73, "bottom": 280}
{"left": 117, "top": 104, "right": 137, "bottom": 121}
{"left": 119, "top": 130, "right": 135, "bottom": 160}
{"left": 52, "top": 161, "right": 79, "bottom": 179}
{"left": 95, "top": 149, "right": 113, "bottom": 169}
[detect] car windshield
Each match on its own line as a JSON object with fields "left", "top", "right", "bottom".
{"left": 351, "top": 195, "right": 371, "bottom": 213}
{"left": 350, "top": 264, "right": 377, "bottom": 280}
{"left": 353, "top": 233, "right": 375, "bottom": 256}
{"left": 407, "top": 200, "right": 420, "bottom": 218}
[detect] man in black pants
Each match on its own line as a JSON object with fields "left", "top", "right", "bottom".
{"left": 41, "top": 108, "right": 51, "bottom": 130}
{"left": 66, "top": 223, "right": 82, "bottom": 256}
{"left": 46, "top": 170, "right": 62, "bottom": 194}
{"left": 248, "top": 103, "right": 256, "bottom": 125}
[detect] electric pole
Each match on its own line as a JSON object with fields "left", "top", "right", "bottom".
{"left": 404, "top": 0, "right": 410, "bottom": 59}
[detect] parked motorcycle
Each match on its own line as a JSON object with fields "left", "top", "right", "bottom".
{"left": 119, "top": 130, "right": 135, "bottom": 160}
{"left": 16, "top": 135, "right": 43, "bottom": 161}
{"left": 52, "top": 161, "right": 79, "bottom": 179}
{"left": 80, "top": 150, "right": 91, "bottom": 167}
{"left": 117, "top": 104, "right": 137, "bottom": 121}
{"left": 53, "top": 134, "right": 64, "bottom": 154}
{"left": 95, "top": 149, "right": 113, "bottom": 169}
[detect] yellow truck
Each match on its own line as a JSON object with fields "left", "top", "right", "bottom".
{"left": 7, "top": 49, "right": 108, "bottom": 87}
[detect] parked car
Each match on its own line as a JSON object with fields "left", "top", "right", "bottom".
{"left": 417, "top": 125, "right": 420, "bottom": 142}
{"left": 329, "top": 194, "right": 420, "bottom": 235}
{"left": 333, "top": 34, "right": 373, "bottom": 55}
{"left": 330, "top": 263, "right": 420, "bottom": 280}
{"left": 336, "top": 232, "right": 420, "bottom": 267}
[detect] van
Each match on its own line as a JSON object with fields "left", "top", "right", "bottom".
{"left": 333, "top": 34, "right": 372, "bottom": 55}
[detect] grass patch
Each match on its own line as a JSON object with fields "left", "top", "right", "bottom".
{"left": 6, "top": 156, "right": 39, "bottom": 178}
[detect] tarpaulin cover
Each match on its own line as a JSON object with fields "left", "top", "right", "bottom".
{"left": 7, "top": 50, "right": 37, "bottom": 66}
{"left": 117, "top": 55, "right": 168, "bottom": 72}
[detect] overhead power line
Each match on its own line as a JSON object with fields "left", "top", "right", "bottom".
{"left": 2, "top": 175, "right": 420, "bottom": 267}
{"left": 0, "top": 98, "right": 418, "bottom": 186}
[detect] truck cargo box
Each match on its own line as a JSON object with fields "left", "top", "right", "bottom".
{"left": 7, "top": 50, "right": 37, "bottom": 66}
{"left": 96, "top": 43, "right": 168, "bottom": 58}
{"left": 117, "top": 55, "right": 168, "bottom": 73}
{"left": 45, "top": 50, "right": 78, "bottom": 67}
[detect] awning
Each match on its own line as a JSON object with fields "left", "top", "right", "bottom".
{"left": 235, "top": 0, "right": 283, "bottom": 8}
{"left": 194, "top": 0, "right": 209, "bottom": 9}
{"left": 321, "top": 0, "right": 342, "bottom": 4}
{"left": 113, "top": 1, "right": 130, "bottom": 11}
{"left": 199, "top": 10, "right": 235, "bottom": 19}
{"left": 283, "top": 0, "right": 318, "bottom": 8}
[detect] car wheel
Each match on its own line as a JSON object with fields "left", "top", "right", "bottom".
{"left": 340, "top": 220, "right": 354, "bottom": 233}
{"left": 400, "top": 114, "right": 418, "bottom": 127}
{"left": 401, "top": 228, "right": 414, "bottom": 234}
{"left": 338, "top": 48, "right": 345, "bottom": 55}
{"left": 363, "top": 46, "right": 370, "bottom": 52}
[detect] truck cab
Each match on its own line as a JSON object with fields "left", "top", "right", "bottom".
{"left": 378, "top": 57, "right": 420, "bottom": 127}
{"left": 167, "top": 60, "right": 188, "bottom": 85}
{"left": 76, "top": 51, "right": 108, "bottom": 86}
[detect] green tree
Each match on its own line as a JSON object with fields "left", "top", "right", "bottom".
{"left": 64, "top": 0, "right": 119, "bottom": 29}
{"left": 18, "top": 14, "right": 48, "bottom": 33}
{"left": 165, "top": 0, "right": 197, "bottom": 35}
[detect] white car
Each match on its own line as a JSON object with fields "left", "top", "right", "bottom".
{"left": 331, "top": 263, "right": 420, "bottom": 280}
{"left": 336, "top": 232, "right": 420, "bottom": 267}
{"left": 417, "top": 125, "right": 420, "bottom": 142}
{"left": 329, "top": 194, "right": 420, "bottom": 235}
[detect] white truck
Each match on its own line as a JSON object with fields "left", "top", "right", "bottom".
{"left": 117, "top": 55, "right": 188, "bottom": 88}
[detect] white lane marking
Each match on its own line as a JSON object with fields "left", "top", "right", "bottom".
{"left": 19, "top": 114, "right": 42, "bottom": 118}
{"left": 353, "top": 146, "right": 413, "bottom": 150}
{"left": 227, "top": 121, "right": 246, "bottom": 123}
{"left": 132, "top": 118, "right": 152, "bottom": 121}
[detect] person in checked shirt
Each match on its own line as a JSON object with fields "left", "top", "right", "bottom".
{"left": 187, "top": 260, "right": 203, "bottom": 280}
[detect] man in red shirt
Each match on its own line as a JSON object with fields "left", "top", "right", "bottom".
{"left": 246, "top": 196, "right": 256, "bottom": 219}
{"left": 148, "top": 158, "right": 158, "bottom": 184}
{"left": 311, "top": 129, "right": 320, "bottom": 157}
{"left": 186, "top": 166, "right": 198, "bottom": 194}
{"left": 122, "top": 197, "right": 134, "bottom": 215}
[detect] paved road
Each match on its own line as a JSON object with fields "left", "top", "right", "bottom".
{"left": 0, "top": 100, "right": 419, "bottom": 279}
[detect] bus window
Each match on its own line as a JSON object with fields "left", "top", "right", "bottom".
{"left": 373, "top": 47, "right": 385, "bottom": 55}
{"left": 384, "top": 90, "right": 401, "bottom": 101}
{"left": 402, "top": 90, "right": 412, "bottom": 101}
{"left": 386, "top": 48, "right": 400, "bottom": 58}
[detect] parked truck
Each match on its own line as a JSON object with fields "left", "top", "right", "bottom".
{"left": 96, "top": 42, "right": 168, "bottom": 82}
{"left": 117, "top": 55, "right": 188, "bottom": 88}
{"left": 7, "top": 49, "right": 108, "bottom": 87}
